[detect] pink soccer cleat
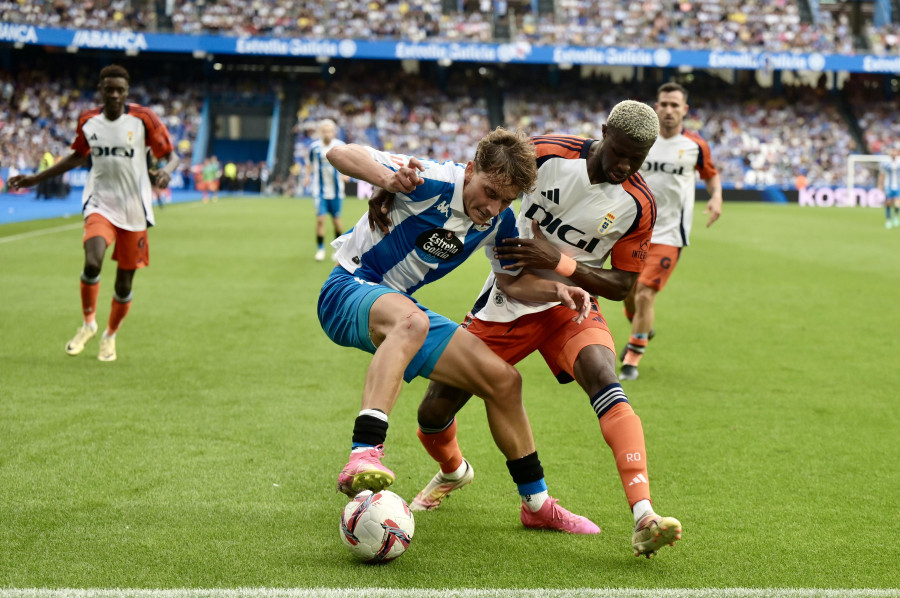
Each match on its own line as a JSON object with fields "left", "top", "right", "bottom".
{"left": 336, "top": 445, "right": 395, "bottom": 497}
{"left": 520, "top": 497, "right": 601, "bottom": 534}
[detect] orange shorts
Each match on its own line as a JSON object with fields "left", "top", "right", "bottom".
{"left": 637, "top": 243, "right": 681, "bottom": 291}
{"left": 83, "top": 213, "right": 149, "bottom": 270}
{"left": 462, "top": 298, "right": 615, "bottom": 384}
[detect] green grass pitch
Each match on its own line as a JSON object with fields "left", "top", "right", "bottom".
{"left": 1, "top": 197, "right": 898, "bottom": 593}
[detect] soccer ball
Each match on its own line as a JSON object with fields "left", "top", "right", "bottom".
{"left": 340, "top": 490, "right": 415, "bottom": 563}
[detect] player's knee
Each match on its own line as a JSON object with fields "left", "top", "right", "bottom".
{"left": 394, "top": 309, "right": 430, "bottom": 345}
{"left": 418, "top": 399, "right": 452, "bottom": 430}
{"left": 83, "top": 263, "right": 102, "bottom": 279}
{"left": 418, "top": 382, "right": 470, "bottom": 429}
{"left": 114, "top": 281, "right": 132, "bottom": 299}
{"left": 484, "top": 363, "right": 522, "bottom": 406}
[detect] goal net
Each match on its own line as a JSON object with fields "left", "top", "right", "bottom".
{"left": 844, "top": 154, "right": 888, "bottom": 208}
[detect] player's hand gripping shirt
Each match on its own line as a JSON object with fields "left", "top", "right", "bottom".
{"left": 640, "top": 129, "right": 717, "bottom": 247}
{"left": 331, "top": 147, "right": 520, "bottom": 295}
{"left": 471, "top": 135, "right": 656, "bottom": 323}
{"left": 72, "top": 104, "right": 174, "bottom": 231}
{"left": 309, "top": 138, "right": 346, "bottom": 201}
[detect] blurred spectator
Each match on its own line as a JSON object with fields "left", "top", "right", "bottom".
{"left": 0, "top": 0, "right": 885, "bottom": 55}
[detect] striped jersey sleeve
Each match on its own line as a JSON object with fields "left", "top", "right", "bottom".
{"left": 611, "top": 172, "right": 656, "bottom": 272}
{"left": 532, "top": 134, "right": 593, "bottom": 166}
{"left": 684, "top": 129, "right": 718, "bottom": 181}
{"left": 128, "top": 104, "right": 174, "bottom": 159}
{"left": 71, "top": 107, "right": 103, "bottom": 156}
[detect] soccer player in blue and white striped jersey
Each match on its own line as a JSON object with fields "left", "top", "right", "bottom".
{"left": 305, "top": 119, "right": 347, "bottom": 261}
{"left": 878, "top": 146, "right": 900, "bottom": 229}
{"left": 318, "top": 128, "right": 601, "bottom": 533}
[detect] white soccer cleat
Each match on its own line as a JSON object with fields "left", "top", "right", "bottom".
{"left": 65, "top": 323, "right": 97, "bottom": 356}
{"left": 314, "top": 248, "right": 326, "bottom": 261}
{"left": 632, "top": 512, "right": 682, "bottom": 558}
{"left": 98, "top": 332, "right": 117, "bottom": 362}
{"left": 410, "top": 459, "right": 474, "bottom": 511}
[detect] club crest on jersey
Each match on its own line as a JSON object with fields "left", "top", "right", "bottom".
{"left": 126, "top": 131, "right": 134, "bottom": 146}
{"left": 597, "top": 212, "right": 616, "bottom": 235}
{"left": 415, "top": 228, "right": 463, "bottom": 263}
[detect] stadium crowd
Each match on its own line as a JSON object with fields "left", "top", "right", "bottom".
{"left": 0, "top": 0, "right": 884, "bottom": 55}
{"left": 291, "top": 66, "right": 871, "bottom": 190}
{"left": 0, "top": 66, "right": 202, "bottom": 177}
{"left": 1, "top": 55, "right": 891, "bottom": 193}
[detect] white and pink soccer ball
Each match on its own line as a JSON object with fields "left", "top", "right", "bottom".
{"left": 340, "top": 490, "right": 415, "bottom": 563}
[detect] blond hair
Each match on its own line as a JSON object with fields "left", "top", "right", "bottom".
{"left": 607, "top": 100, "right": 659, "bottom": 145}
{"left": 474, "top": 127, "right": 538, "bottom": 194}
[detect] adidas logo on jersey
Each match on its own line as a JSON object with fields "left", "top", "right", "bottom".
{"left": 540, "top": 188, "right": 560, "bottom": 204}
{"left": 628, "top": 474, "right": 648, "bottom": 486}
{"left": 89, "top": 134, "right": 98, "bottom": 141}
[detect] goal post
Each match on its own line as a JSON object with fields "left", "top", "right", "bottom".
{"left": 847, "top": 153, "right": 887, "bottom": 196}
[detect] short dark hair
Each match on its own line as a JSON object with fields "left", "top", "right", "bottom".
{"left": 658, "top": 82, "right": 688, "bottom": 102}
{"left": 99, "top": 64, "right": 130, "bottom": 84}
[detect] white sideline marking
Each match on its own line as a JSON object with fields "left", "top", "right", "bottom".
{"left": 0, "top": 222, "right": 82, "bottom": 244}
{"left": 0, "top": 201, "right": 207, "bottom": 244}
{"left": 2, "top": 589, "right": 898, "bottom": 598}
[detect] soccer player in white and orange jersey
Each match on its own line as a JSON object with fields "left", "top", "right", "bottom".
{"left": 619, "top": 82, "right": 723, "bottom": 381}
{"left": 371, "top": 101, "right": 683, "bottom": 557}
{"left": 8, "top": 64, "right": 179, "bottom": 362}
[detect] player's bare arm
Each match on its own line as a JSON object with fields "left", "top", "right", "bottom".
{"left": 495, "top": 272, "right": 592, "bottom": 324}
{"left": 150, "top": 150, "right": 180, "bottom": 189}
{"left": 327, "top": 144, "right": 425, "bottom": 194}
{"left": 494, "top": 219, "right": 637, "bottom": 301}
{"left": 703, "top": 172, "right": 724, "bottom": 227}
{"left": 7, "top": 151, "right": 89, "bottom": 190}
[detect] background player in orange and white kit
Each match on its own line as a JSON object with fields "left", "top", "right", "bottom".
{"left": 380, "top": 101, "right": 683, "bottom": 557}
{"left": 8, "top": 64, "right": 179, "bottom": 362}
{"left": 619, "top": 82, "right": 723, "bottom": 381}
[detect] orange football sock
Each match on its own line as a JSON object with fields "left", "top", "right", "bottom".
{"left": 623, "top": 335, "right": 648, "bottom": 366}
{"left": 80, "top": 280, "right": 100, "bottom": 325}
{"left": 599, "top": 401, "right": 651, "bottom": 508}
{"left": 417, "top": 419, "right": 463, "bottom": 474}
{"left": 106, "top": 295, "right": 132, "bottom": 335}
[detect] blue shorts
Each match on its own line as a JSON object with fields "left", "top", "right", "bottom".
{"left": 316, "top": 196, "right": 343, "bottom": 218}
{"left": 886, "top": 188, "right": 900, "bottom": 200}
{"left": 317, "top": 266, "right": 458, "bottom": 382}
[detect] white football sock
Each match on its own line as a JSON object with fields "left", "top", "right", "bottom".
{"left": 441, "top": 460, "right": 468, "bottom": 481}
{"left": 522, "top": 490, "right": 549, "bottom": 512}
{"left": 632, "top": 499, "right": 653, "bottom": 523}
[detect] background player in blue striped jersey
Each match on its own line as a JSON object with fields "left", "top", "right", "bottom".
{"left": 877, "top": 145, "right": 900, "bottom": 229}
{"left": 319, "top": 127, "right": 602, "bottom": 533}
{"left": 305, "top": 119, "right": 348, "bottom": 261}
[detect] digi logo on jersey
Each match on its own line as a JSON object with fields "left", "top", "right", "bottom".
{"left": 91, "top": 146, "right": 135, "bottom": 158}
{"left": 642, "top": 161, "right": 685, "bottom": 175}
{"left": 523, "top": 203, "right": 602, "bottom": 253}
{"left": 415, "top": 228, "right": 463, "bottom": 263}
